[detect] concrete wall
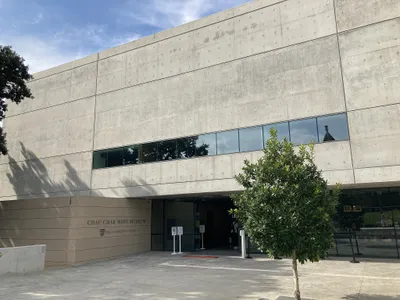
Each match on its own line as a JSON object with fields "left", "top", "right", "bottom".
{"left": 1, "top": 0, "right": 400, "bottom": 200}
{"left": 0, "top": 197, "right": 151, "bottom": 266}
{"left": 0, "top": 245, "right": 46, "bottom": 275}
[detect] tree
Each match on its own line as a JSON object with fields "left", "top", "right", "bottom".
{"left": 0, "top": 45, "right": 33, "bottom": 155}
{"left": 231, "top": 128, "right": 340, "bottom": 300}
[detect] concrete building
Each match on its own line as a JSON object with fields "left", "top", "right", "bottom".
{"left": 1, "top": 0, "right": 400, "bottom": 265}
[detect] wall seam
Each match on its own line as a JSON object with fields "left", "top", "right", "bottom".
{"left": 332, "top": 0, "right": 357, "bottom": 185}
{"left": 89, "top": 53, "right": 100, "bottom": 195}
{"left": 337, "top": 16, "right": 400, "bottom": 35}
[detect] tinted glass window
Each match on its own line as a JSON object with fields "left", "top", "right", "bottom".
{"left": 141, "top": 142, "right": 158, "bottom": 163}
{"left": 195, "top": 133, "right": 216, "bottom": 156}
{"left": 317, "top": 114, "right": 349, "bottom": 142}
{"left": 93, "top": 151, "right": 107, "bottom": 169}
{"left": 289, "top": 118, "right": 318, "bottom": 145}
{"left": 263, "top": 122, "right": 290, "bottom": 145}
{"left": 239, "top": 126, "right": 263, "bottom": 152}
{"left": 177, "top": 137, "right": 194, "bottom": 158}
{"left": 158, "top": 140, "right": 177, "bottom": 161}
{"left": 108, "top": 148, "right": 123, "bottom": 167}
{"left": 217, "top": 130, "right": 239, "bottom": 155}
{"left": 124, "top": 145, "right": 140, "bottom": 165}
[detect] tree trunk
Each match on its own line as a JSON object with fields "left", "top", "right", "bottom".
{"left": 292, "top": 250, "right": 301, "bottom": 300}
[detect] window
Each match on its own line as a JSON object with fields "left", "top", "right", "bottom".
{"left": 177, "top": 137, "right": 195, "bottom": 158}
{"left": 124, "top": 145, "right": 140, "bottom": 165}
{"left": 289, "top": 118, "right": 318, "bottom": 145}
{"left": 263, "top": 122, "right": 290, "bottom": 145}
{"left": 195, "top": 133, "right": 216, "bottom": 156}
{"left": 108, "top": 148, "right": 124, "bottom": 167}
{"left": 317, "top": 113, "right": 349, "bottom": 143}
{"left": 91, "top": 113, "right": 350, "bottom": 170}
{"left": 158, "top": 140, "right": 177, "bottom": 161}
{"left": 93, "top": 151, "right": 107, "bottom": 169}
{"left": 217, "top": 130, "right": 239, "bottom": 155}
{"left": 239, "top": 126, "right": 263, "bottom": 152}
{"left": 141, "top": 142, "right": 158, "bottom": 163}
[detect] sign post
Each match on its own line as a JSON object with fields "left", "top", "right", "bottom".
{"left": 199, "top": 225, "right": 206, "bottom": 250}
{"left": 177, "top": 226, "right": 183, "bottom": 254}
{"left": 171, "top": 227, "right": 177, "bottom": 255}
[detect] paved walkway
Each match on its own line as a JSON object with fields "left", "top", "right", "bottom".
{"left": 0, "top": 252, "right": 399, "bottom": 300}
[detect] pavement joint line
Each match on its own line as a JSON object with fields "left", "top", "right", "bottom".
{"left": 159, "top": 263, "right": 400, "bottom": 280}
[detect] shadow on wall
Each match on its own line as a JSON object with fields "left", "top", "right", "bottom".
{"left": 343, "top": 294, "right": 400, "bottom": 300}
{"left": 6, "top": 142, "right": 90, "bottom": 199}
{"left": 5, "top": 142, "right": 157, "bottom": 199}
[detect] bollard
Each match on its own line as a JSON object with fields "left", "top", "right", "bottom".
{"left": 240, "top": 230, "right": 246, "bottom": 259}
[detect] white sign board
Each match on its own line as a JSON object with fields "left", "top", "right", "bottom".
{"left": 171, "top": 226, "right": 177, "bottom": 236}
{"left": 177, "top": 226, "right": 183, "bottom": 235}
{"left": 199, "top": 225, "right": 205, "bottom": 233}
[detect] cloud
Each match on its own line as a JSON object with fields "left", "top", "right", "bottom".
{"left": 1, "top": 24, "right": 140, "bottom": 74}
{"left": 118, "top": 0, "right": 248, "bottom": 29}
{"left": 0, "top": 0, "right": 247, "bottom": 73}
{"left": 0, "top": 35, "right": 83, "bottom": 73}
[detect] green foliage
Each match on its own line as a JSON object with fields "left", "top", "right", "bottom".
{"left": 0, "top": 45, "right": 33, "bottom": 155}
{"left": 231, "top": 128, "right": 340, "bottom": 264}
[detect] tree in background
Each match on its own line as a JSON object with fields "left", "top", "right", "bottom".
{"left": 0, "top": 45, "right": 33, "bottom": 155}
{"left": 231, "top": 128, "right": 340, "bottom": 300}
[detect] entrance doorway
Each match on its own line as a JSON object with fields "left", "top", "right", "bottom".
{"left": 196, "top": 198, "right": 236, "bottom": 250}
{"left": 150, "top": 196, "right": 237, "bottom": 252}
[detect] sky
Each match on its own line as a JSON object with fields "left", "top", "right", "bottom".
{"left": 0, "top": 0, "right": 250, "bottom": 73}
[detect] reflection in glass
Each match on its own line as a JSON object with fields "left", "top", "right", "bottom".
{"left": 217, "top": 130, "right": 239, "bottom": 155}
{"left": 158, "top": 140, "right": 177, "bottom": 161}
{"left": 289, "top": 118, "right": 318, "bottom": 145}
{"left": 195, "top": 133, "right": 216, "bottom": 156}
{"left": 108, "top": 148, "right": 123, "bottom": 167}
{"left": 141, "top": 142, "right": 158, "bottom": 163}
{"left": 124, "top": 145, "right": 140, "bottom": 165}
{"left": 93, "top": 151, "right": 107, "bottom": 169}
{"left": 317, "top": 114, "right": 349, "bottom": 143}
{"left": 263, "top": 122, "right": 290, "bottom": 144}
{"left": 239, "top": 126, "right": 263, "bottom": 152}
{"left": 177, "top": 137, "right": 197, "bottom": 158}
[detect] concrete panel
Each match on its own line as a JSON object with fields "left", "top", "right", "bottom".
{"left": 314, "top": 141, "right": 353, "bottom": 171}
{"left": 335, "top": 0, "right": 400, "bottom": 32}
{"left": 160, "top": 161, "right": 178, "bottom": 184}
{"left": 197, "top": 157, "right": 215, "bottom": 181}
{"left": 323, "top": 170, "right": 355, "bottom": 186}
{"left": 340, "top": 19, "right": 400, "bottom": 110}
{"left": 32, "top": 53, "right": 98, "bottom": 81}
{"left": 0, "top": 151, "right": 92, "bottom": 199}
{"left": 158, "top": 33, "right": 194, "bottom": 78}
{"left": 214, "top": 155, "right": 234, "bottom": 179}
{"left": 176, "top": 159, "right": 198, "bottom": 182}
{"left": 96, "top": 53, "right": 127, "bottom": 94}
{"left": 0, "top": 245, "right": 46, "bottom": 275}
{"left": 355, "top": 166, "right": 400, "bottom": 184}
{"left": 126, "top": 44, "right": 159, "bottom": 86}
{"left": 280, "top": 0, "right": 336, "bottom": 46}
{"left": 4, "top": 96, "right": 94, "bottom": 161}
{"left": 70, "top": 62, "right": 97, "bottom": 100}
{"left": 348, "top": 104, "right": 400, "bottom": 168}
